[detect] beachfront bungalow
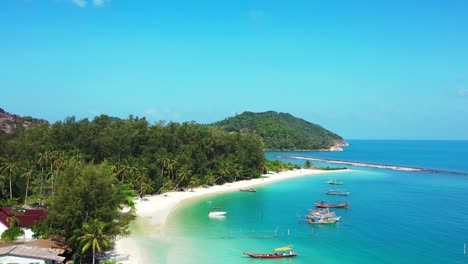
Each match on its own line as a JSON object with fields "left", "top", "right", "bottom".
{"left": 0, "top": 244, "right": 65, "bottom": 264}
{"left": 0, "top": 207, "right": 46, "bottom": 241}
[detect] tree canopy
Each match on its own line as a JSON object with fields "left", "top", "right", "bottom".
{"left": 0, "top": 114, "right": 267, "bottom": 261}
{"left": 212, "top": 111, "right": 346, "bottom": 150}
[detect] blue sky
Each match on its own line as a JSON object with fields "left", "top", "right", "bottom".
{"left": 1, "top": 0, "right": 468, "bottom": 139}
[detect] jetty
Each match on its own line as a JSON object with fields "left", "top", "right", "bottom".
{"left": 282, "top": 156, "right": 468, "bottom": 176}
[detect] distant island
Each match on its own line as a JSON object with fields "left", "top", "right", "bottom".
{"left": 211, "top": 111, "right": 348, "bottom": 151}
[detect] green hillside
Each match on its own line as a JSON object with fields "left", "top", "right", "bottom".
{"left": 212, "top": 111, "right": 347, "bottom": 150}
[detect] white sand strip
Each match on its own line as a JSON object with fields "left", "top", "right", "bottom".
{"left": 113, "top": 168, "right": 348, "bottom": 263}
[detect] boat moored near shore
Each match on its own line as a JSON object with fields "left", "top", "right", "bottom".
{"left": 315, "top": 201, "right": 350, "bottom": 208}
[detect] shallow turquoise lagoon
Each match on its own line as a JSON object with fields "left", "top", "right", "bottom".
{"left": 144, "top": 140, "right": 468, "bottom": 263}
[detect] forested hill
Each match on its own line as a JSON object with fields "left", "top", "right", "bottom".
{"left": 0, "top": 108, "right": 49, "bottom": 134}
{"left": 212, "top": 111, "right": 348, "bottom": 151}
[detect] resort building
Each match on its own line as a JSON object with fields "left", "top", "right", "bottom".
{"left": 0, "top": 244, "right": 65, "bottom": 264}
{"left": 0, "top": 207, "right": 46, "bottom": 241}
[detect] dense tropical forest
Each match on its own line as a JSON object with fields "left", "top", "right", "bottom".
{"left": 0, "top": 112, "right": 300, "bottom": 263}
{"left": 212, "top": 111, "right": 346, "bottom": 150}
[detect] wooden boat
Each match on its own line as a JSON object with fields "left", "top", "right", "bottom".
{"left": 326, "top": 179, "right": 343, "bottom": 185}
{"left": 326, "top": 189, "right": 350, "bottom": 196}
{"left": 240, "top": 188, "right": 256, "bottom": 192}
{"left": 306, "top": 208, "right": 336, "bottom": 219}
{"left": 308, "top": 216, "right": 341, "bottom": 225}
{"left": 243, "top": 252, "right": 297, "bottom": 258}
{"left": 315, "top": 201, "right": 350, "bottom": 208}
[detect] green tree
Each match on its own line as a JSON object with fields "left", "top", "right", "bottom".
{"left": 78, "top": 219, "right": 110, "bottom": 264}
{"left": 0, "top": 157, "right": 18, "bottom": 200}
{"left": 47, "top": 161, "right": 131, "bottom": 256}
{"left": 20, "top": 162, "right": 35, "bottom": 205}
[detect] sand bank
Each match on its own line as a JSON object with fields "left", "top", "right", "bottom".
{"left": 112, "top": 168, "right": 347, "bottom": 263}
{"left": 284, "top": 156, "right": 424, "bottom": 172}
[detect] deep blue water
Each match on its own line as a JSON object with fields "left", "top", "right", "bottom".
{"left": 151, "top": 140, "right": 468, "bottom": 263}
{"left": 267, "top": 140, "right": 468, "bottom": 174}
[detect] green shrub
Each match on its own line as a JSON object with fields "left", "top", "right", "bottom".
{"left": 1, "top": 227, "right": 25, "bottom": 242}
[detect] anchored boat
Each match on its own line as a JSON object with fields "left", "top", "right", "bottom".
{"left": 326, "top": 179, "right": 344, "bottom": 185}
{"left": 326, "top": 189, "right": 350, "bottom": 196}
{"left": 243, "top": 246, "right": 297, "bottom": 259}
{"left": 315, "top": 201, "right": 350, "bottom": 208}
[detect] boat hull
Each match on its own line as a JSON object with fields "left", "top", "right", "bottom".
{"left": 326, "top": 191, "right": 349, "bottom": 196}
{"left": 315, "top": 202, "right": 350, "bottom": 208}
{"left": 243, "top": 252, "right": 297, "bottom": 258}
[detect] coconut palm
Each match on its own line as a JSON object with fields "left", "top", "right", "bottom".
{"left": 173, "top": 165, "right": 192, "bottom": 191}
{"left": 78, "top": 219, "right": 110, "bottom": 264}
{"left": 0, "top": 157, "right": 18, "bottom": 200}
{"left": 20, "top": 162, "right": 35, "bottom": 205}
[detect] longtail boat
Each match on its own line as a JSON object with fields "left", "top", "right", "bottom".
{"left": 240, "top": 188, "right": 256, "bottom": 192}
{"left": 315, "top": 201, "right": 350, "bottom": 208}
{"left": 306, "top": 208, "right": 336, "bottom": 219}
{"left": 326, "top": 189, "right": 350, "bottom": 196}
{"left": 326, "top": 179, "right": 343, "bottom": 185}
{"left": 308, "top": 216, "right": 341, "bottom": 225}
{"left": 243, "top": 252, "right": 297, "bottom": 258}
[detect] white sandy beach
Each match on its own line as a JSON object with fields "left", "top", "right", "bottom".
{"left": 112, "top": 168, "right": 348, "bottom": 264}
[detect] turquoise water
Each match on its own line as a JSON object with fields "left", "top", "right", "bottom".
{"left": 147, "top": 140, "right": 468, "bottom": 263}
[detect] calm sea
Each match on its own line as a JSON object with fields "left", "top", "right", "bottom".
{"left": 142, "top": 140, "right": 468, "bottom": 264}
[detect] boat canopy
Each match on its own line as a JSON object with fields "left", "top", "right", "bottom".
{"left": 274, "top": 246, "right": 292, "bottom": 252}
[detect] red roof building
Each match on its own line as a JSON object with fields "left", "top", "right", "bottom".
{"left": 0, "top": 207, "right": 46, "bottom": 228}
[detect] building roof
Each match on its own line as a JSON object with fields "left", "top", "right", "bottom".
{"left": 24, "top": 238, "right": 72, "bottom": 254}
{"left": 0, "top": 207, "right": 46, "bottom": 228}
{"left": 0, "top": 245, "right": 65, "bottom": 263}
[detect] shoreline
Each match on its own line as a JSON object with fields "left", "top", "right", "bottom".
{"left": 112, "top": 168, "right": 348, "bottom": 263}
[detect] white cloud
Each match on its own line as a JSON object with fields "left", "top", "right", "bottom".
{"left": 143, "top": 108, "right": 180, "bottom": 122}
{"left": 71, "top": 0, "right": 109, "bottom": 8}
{"left": 72, "top": 0, "right": 87, "bottom": 8}
{"left": 144, "top": 108, "right": 159, "bottom": 117}
{"left": 93, "top": 0, "right": 110, "bottom": 7}
{"left": 248, "top": 9, "right": 264, "bottom": 19}
{"left": 457, "top": 88, "right": 468, "bottom": 97}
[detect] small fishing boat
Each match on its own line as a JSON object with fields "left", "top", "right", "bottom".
{"left": 326, "top": 189, "right": 350, "bottom": 196}
{"left": 243, "top": 247, "right": 297, "bottom": 258}
{"left": 326, "top": 179, "right": 343, "bottom": 185}
{"left": 315, "top": 201, "right": 350, "bottom": 208}
{"left": 306, "top": 208, "right": 336, "bottom": 219}
{"left": 243, "top": 252, "right": 297, "bottom": 258}
{"left": 240, "top": 188, "right": 256, "bottom": 192}
{"left": 309, "top": 216, "right": 341, "bottom": 225}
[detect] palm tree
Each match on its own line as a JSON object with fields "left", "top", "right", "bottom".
{"left": 78, "top": 219, "right": 110, "bottom": 264}
{"left": 157, "top": 156, "right": 170, "bottom": 178}
{"left": 173, "top": 165, "right": 192, "bottom": 191}
{"left": 20, "top": 162, "right": 35, "bottom": 205}
{"left": 0, "top": 157, "right": 18, "bottom": 200}
{"left": 36, "top": 151, "right": 50, "bottom": 201}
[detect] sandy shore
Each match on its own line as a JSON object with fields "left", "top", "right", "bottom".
{"left": 112, "top": 168, "right": 347, "bottom": 263}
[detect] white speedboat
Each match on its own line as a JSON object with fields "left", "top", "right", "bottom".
{"left": 208, "top": 211, "right": 227, "bottom": 217}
